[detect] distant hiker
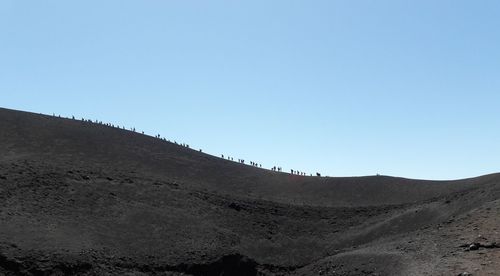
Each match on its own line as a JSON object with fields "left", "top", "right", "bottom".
{"left": 221, "top": 154, "right": 224, "bottom": 159}
{"left": 291, "top": 169, "right": 294, "bottom": 174}
{"left": 199, "top": 149, "right": 202, "bottom": 152}
{"left": 72, "top": 116, "right": 75, "bottom": 120}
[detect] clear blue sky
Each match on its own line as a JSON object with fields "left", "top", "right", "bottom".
{"left": 1, "top": 1, "right": 499, "bottom": 180}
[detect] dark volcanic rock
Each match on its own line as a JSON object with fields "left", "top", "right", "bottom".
{"left": 469, "top": 243, "right": 480, "bottom": 251}
{"left": 228, "top": 202, "right": 242, "bottom": 211}
{"left": 2, "top": 107, "right": 500, "bottom": 275}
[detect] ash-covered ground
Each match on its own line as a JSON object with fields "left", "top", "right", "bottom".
{"left": 1, "top": 108, "right": 499, "bottom": 276}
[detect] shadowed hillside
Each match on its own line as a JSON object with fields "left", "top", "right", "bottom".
{"left": 1, "top": 107, "right": 500, "bottom": 275}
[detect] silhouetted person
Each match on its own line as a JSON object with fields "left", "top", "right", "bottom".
{"left": 221, "top": 154, "right": 224, "bottom": 159}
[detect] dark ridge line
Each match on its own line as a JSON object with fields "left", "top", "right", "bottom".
{"left": 0, "top": 252, "right": 92, "bottom": 276}
{"left": 0, "top": 251, "right": 303, "bottom": 276}
{"left": 1, "top": 107, "right": 323, "bottom": 178}
{"left": 115, "top": 253, "right": 303, "bottom": 276}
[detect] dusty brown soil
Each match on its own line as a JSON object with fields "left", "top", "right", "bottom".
{"left": 0, "top": 107, "right": 499, "bottom": 275}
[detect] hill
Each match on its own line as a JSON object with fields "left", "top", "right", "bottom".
{"left": 0, "top": 107, "right": 499, "bottom": 275}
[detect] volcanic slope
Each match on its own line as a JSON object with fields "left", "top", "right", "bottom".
{"left": 0, "top": 107, "right": 499, "bottom": 276}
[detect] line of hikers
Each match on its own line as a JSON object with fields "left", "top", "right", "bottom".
{"left": 59, "top": 113, "right": 323, "bottom": 177}
{"left": 62, "top": 113, "right": 194, "bottom": 150}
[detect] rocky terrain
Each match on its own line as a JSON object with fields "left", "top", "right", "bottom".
{"left": 0, "top": 107, "right": 499, "bottom": 275}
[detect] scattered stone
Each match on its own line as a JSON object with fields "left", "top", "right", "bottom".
{"left": 82, "top": 175, "right": 90, "bottom": 180}
{"left": 483, "top": 242, "right": 498, "bottom": 249}
{"left": 469, "top": 243, "right": 480, "bottom": 251}
{"left": 228, "top": 203, "right": 242, "bottom": 211}
{"left": 458, "top": 272, "right": 472, "bottom": 276}
{"left": 461, "top": 241, "right": 500, "bottom": 251}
